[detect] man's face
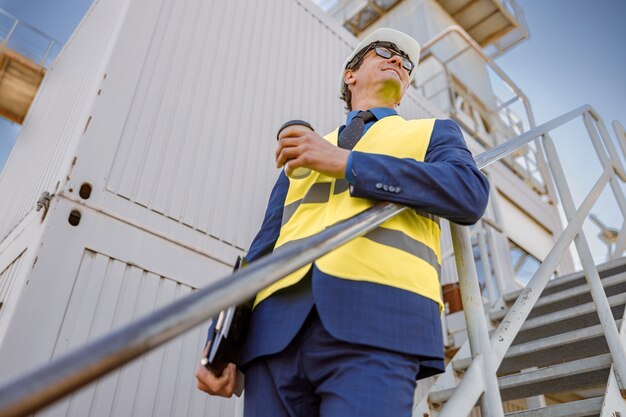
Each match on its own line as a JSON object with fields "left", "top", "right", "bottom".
{"left": 345, "top": 46, "right": 411, "bottom": 107}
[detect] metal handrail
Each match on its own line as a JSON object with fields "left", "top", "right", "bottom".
{"left": 416, "top": 61, "right": 547, "bottom": 196}
{"left": 611, "top": 120, "right": 626, "bottom": 258}
{"left": 414, "top": 105, "right": 626, "bottom": 416}
{"left": 0, "top": 8, "right": 61, "bottom": 67}
{"left": 0, "top": 106, "right": 625, "bottom": 417}
{"left": 421, "top": 25, "right": 536, "bottom": 129}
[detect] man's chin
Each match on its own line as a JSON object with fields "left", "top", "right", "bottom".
{"left": 380, "top": 79, "right": 403, "bottom": 103}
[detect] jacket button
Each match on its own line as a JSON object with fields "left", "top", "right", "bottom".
{"left": 388, "top": 186, "right": 395, "bottom": 192}
{"left": 383, "top": 184, "right": 389, "bottom": 191}
{"left": 375, "top": 183, "right": 383, "bottom": 189}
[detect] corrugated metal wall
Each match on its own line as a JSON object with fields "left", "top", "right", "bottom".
{"left": 35, "top": 250, "right": 238, "bottom": 417}
{"left": 0, "top": 0, "right": 132, "bottom": 245}
{"left": 103, "top": 0, "right": 352, "bottom": 249}
{"left": 95, "top": 0, "right": 441, "bottom": 250}
{"left": 0, "top": 250, "right": 25, "bottom": 325}
{"left": 0, "top": 0, "right": 441, "bottom": 253}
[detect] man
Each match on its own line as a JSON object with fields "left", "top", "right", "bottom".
{"left": 196, "top": 28, "right": 489, "bottom": 417}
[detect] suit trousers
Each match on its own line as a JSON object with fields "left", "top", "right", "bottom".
{"left": 242, "top": 307, "right": 421, "bottom": 417}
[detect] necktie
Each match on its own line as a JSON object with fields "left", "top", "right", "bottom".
{"left": 338, "top": 110, "right": 376, "bottom": 150}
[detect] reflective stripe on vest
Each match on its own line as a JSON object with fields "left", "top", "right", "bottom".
{"left": 255, "top": 116, "right": 443, "bottom": 310}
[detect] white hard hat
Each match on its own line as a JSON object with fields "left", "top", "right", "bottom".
{"left": 339, "top": 28, "right": 421, "bottom": 92}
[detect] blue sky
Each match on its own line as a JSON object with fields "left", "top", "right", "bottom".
{"left": 498, "top": 0, "right": 625, "bottom": 128}
{"left": 494, "top": 0, "right": 625, "bottom": 262}
{"left": 0, "top": 0, "right": 624, "bottom": 260}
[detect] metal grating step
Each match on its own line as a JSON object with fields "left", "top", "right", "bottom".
{"left": 430, "top": 354, "right": 612, "bottom": 405}
{"left": 503, "top": 257, "right": 626, "bottom": 304}
{"left": 504, "top": 396, "right": 603, "bottom": 417}
{"left": 511, "top": 292, "right": 626, "bottom": 344}
{"left": 491, "top": 272, "right": 626, "bottom": 322}
{"left": 453, "top": 321, "right": 619, "bottom": 375}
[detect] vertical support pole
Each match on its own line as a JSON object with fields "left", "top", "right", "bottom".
{"left": 611, "top": 120, "right": 626, "bottom": 167}
{"left": 584, "top": 115, "right": 626, "bottom": 223}
{"left": 592, "top": 116, "right": 626, "bottom": 260}
{"left": 42, "top": 41, "right": 55, "bottom": 66}
{"left": 450, "top": 224, "right": 504, "bottom": 417}
{"left": 445, "top": 68, "right": 456, "bottom": 118}
{"left": 478, "top": 228, "right": 497, "bottom": 305}
{"left": 611, "top": 120, "right": 626, "bottom": 258}
{"left": 543, "top": 131, "right": 626, "bottom": 398}
{"left": 3, "top": 19, "right": 19, "bottom": 45}
{"left": 484, "top": 175, "right": 511, "bottom": 296}
{"left": 485, "top": 228, "right": 508, "bottom": 297}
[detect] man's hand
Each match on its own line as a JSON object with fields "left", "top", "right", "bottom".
{"left": 195, "top": 343, "right": 238, "bottom": 398}
{"left": 276, "top": 129, "right": 350, "bottom": 178}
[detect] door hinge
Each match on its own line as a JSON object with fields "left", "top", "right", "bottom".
{"left": 36, "top": 191, "right": 54, "bottom": 221}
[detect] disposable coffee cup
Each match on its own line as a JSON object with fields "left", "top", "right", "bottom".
{"left": 276, "top": 120, "right": 315, "bottom": 179}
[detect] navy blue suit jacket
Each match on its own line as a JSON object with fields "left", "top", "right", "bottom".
{"left": 229, "top": 113, "right": 488, "bottom": 380}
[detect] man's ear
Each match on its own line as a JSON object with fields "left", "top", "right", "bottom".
{"left": 344, "top": 69, "right": 356, "bottom": 86}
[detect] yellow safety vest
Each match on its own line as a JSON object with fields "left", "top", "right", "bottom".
{"left": 255, "top": 115, "right": 443, "bottom": 310}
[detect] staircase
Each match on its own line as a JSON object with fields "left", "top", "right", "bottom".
{"left": 413, "top": 111, "right": 626, "bottom": 417}
{"left": 429, "top": 257, "right": 626, "bottom": 416}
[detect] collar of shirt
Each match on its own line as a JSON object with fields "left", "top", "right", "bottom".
{"left": 345, "top": 107, "right": 397, "bottom": 128}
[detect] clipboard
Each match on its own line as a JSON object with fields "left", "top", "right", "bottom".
{"left": 201, "top": 256, "right": 252, "bottom": 396}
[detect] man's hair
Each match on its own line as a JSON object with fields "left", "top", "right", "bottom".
{"left": 339, "top": 41, "right": 404, "bottom": 112}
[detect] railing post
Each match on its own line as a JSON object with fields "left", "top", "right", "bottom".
{"left": 477, "top": 227, "right": 497, "bottom": 305}
{"left": 450, "top": 224, "right": 504, "bottom": 417}
{"left": 543, "top": 130, "right": 626, "bottom": 398}
{"left": 3, "top": 19, "right": 19, "bottom": 44}
{"left": 42, "top": 41, "right": 55, "bottom": 66}
{"left": 611, "top": 121, "right": 626, "bottom": 257}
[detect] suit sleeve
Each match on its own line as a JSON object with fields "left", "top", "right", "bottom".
{"left": 347, "top": 119, "right": 489, "bottom": 225}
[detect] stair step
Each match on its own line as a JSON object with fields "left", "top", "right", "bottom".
{"left": 453, "top": 321, "right": 619, "bottom": 374}
{"left": 501, "top": 321, "right": 615, "bottom": 373}
{"left": 431, "top": 354, "right": 612, "bottom": 405}
{"left": 503, "top": 257, "right": 626, "bottom": 303}
{"left": 512, "top": 292, "right": 626, "bottom": 344}
{"left": 492, "top": 272, "right": 626, "bottom": 322}
{"left": 504, "top": 397, "right": 603, "bottom": 417}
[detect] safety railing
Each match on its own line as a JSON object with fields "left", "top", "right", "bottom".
{"left": 420, "top": 26, "right": 536, "bottom": 130}
{"left": 0, "top": 8, "right": 61, "bottom": 67}
{"left": 0, "top": 106, "right": 625, "bottom": 417}
{"left": 611, "top": 120, "right": 626, "bottom": 260}
{"left": 414, "top": 105, "right": 626, "bottom": 416}
{"left": 416, "top": 26, "right": 555, "bottom": 201}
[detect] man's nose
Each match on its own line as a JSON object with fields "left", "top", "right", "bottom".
{"left": 388, "top": 55, "right": 403, "bottom": 69}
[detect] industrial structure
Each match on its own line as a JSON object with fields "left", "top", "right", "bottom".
{"left": 0, "top": 0, "right": 625, "bottom": 416}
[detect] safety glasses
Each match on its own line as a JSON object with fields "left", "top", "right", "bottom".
{"left": 348, "top": 42, "right": 414, "bottom": 74}
{"left": 372, "top": 46, "right": 414, "bottom": 74}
